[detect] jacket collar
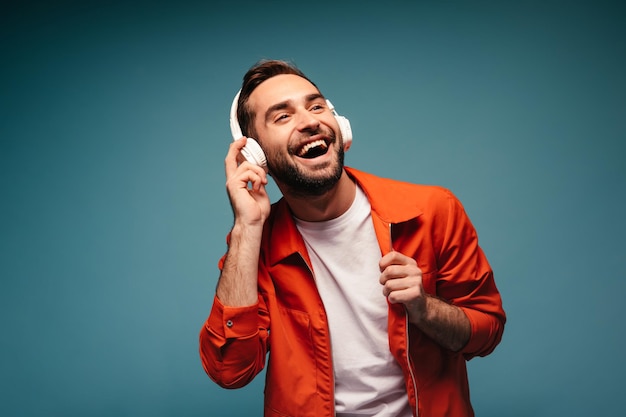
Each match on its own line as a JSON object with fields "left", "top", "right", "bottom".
{"left": 267, "top": 167, "right": 423, "bottom": 266}
{"left": 344, "top": 166, "right": 423, "bottom": 224}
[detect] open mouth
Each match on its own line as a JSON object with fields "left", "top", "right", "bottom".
{"left": 296, "top": 139, "right": 329, "bottom": 159}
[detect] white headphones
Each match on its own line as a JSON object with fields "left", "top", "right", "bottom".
{"left": 229, "top": 89, "right": 353, "bottom": 167}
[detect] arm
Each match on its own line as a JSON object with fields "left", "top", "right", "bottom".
{"left": 434, "top": 189, "right": 505, "bottom": 358}
{"left": 380, "top": 189, "right": 505, "bottom": 355}
{"left": 216, "top": 137, "right": 270, "bottom": 306}
{"left": 199, "top": 138, "right": 271, "bottom": 387}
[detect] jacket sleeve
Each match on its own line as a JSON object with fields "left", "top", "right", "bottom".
{"left": 434, "top": 188, "right": 506, "bottom": 360}
{"left": 198, "top": 257, "right": 270, "bottom": 388}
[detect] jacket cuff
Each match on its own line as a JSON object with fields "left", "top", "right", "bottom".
{"left": 460, "top": 306, "right": 503, "bottom": 357}
{"left": 207, "top": 296, "right": 260, "bottom": 340}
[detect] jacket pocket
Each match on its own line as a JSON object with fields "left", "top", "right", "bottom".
{"left": 264, "top": 307, "right": 318, "bottom": 416}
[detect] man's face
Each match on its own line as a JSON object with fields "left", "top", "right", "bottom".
{"left": 248, "top": 74, "right": 345, "bottom": 196}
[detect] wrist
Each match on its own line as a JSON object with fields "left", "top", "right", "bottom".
{"left": 409, "top": 293, "right": 431, "bottom": 325}
{"left": 231, "top": 220, "right": 264, "bottom": 238}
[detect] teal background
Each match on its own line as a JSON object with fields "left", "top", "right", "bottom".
{"left": 1, "top": 0, "right": 624, "bottom": 416}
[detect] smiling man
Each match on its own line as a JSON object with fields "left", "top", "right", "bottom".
{"left": 251, "top": 74, "right": 349, "bottom": 202}
{"left": 199, "top": 59, "right": 506, "bottom": 417}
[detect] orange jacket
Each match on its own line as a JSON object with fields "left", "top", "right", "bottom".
{"left": 200, "top": 167, "right": 506, "bottom": 417}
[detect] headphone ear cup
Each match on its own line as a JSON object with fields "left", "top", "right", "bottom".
{"left": 335, "top": 115, "right": 353, "bottom": 151}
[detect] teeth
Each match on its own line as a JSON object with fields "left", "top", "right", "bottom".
{"left": 298, "top": 140, "right": 328, "bottom": 157}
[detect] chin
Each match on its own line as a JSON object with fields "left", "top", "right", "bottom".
{"left": 268, "top": 142, "right": 345, "bottom": 194}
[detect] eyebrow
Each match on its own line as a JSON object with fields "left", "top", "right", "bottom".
{"left": 264, "top": 93, "right": 325, "bottom": 123}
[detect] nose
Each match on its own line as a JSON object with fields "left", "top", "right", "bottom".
{"left": 295, "top": 109, "right": 320, "bottom": 132}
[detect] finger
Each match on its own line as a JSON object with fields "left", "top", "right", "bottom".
{"left": 379, "top": 264, "right": 407, "bottom": 285}
{"left": 225, "top": 137, "right": 248, "bottom": 177}
{"left": 225, "top": 141, "right": 268, "bottom": 188}
{"left": 383, "top": 276, "right": 418, "bottom": 297}
{"left": 382, "top": 276, "right": 409, "bottom": 297}
{"left": 383, "top": 275, "right": 424, "bottom": 303}
{"left": 246, "top": 168, "right": 268, "bottom": 191}
{"left": 379, "top": 250, "right": 416, "bottom": 271}
{"left": 226, "top": 167, "right": 266, "bottom": 195}
{"left": 386, "top": 287, "right": 421, "bottom": 305}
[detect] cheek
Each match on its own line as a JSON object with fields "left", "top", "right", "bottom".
{"left": 263, "top": 142, "right": 287, "bottom": 159}
{"left": 264, "top": 145, "right": 293, "bottom": 172}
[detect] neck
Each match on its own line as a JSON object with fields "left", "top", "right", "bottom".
{"left": 281, "top": 170, "right": 356, "bottom": 222}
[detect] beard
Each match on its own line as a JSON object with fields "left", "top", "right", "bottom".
{"left": 266, "top": 133, "right": 345, "bottom": 197}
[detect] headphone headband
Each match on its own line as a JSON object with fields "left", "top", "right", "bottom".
{"left": 229, "top": 90, "right": 243, "bottom": 140}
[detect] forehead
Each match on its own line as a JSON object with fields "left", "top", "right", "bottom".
{"left": 248, "top": 74, "right": 320, "bottom": 114}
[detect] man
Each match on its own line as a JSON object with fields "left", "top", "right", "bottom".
{"left": 199, "top": 59, "right": 505, "bottom": 417}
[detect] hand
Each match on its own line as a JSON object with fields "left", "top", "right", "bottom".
{"left": 379, "top": 250, "right": 427, "bottom": 321}
{"left": 379, "top": 250, "right": 471, "bottom": 351}
{"left": 224, "top": 137, "right": 271, "bottom": 227}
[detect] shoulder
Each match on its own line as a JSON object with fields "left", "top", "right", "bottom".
{"left": 345, "top": 166, "right": 459, "bottom": 216}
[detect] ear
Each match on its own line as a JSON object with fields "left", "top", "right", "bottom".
{"left": 230, "top": 90, "right": 268, "bottom": 168}
{"left": 326, "top": 99, "right": 352, "bottom": 151}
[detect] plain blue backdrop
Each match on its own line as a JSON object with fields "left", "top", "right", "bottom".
{"left": 1, "top": 0, "right": 624, "bottom": 416}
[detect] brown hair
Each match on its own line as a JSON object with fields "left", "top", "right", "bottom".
{"left": 237, "top": 59, "right": 317, "bottom": 137}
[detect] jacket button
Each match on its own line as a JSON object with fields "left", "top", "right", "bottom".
{"left": 226, "top": 320, "right": 233, "bottom": 328}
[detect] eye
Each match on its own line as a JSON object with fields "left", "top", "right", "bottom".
{"left": 310, "top": 102, "right": 326, "bottom": 112}
{"left": 274, "top": 113, "right": 290, "bottom": 122}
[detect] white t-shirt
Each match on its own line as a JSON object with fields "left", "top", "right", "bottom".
{"left": 295, "top": 186, "right": 412, "bottom": 417}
